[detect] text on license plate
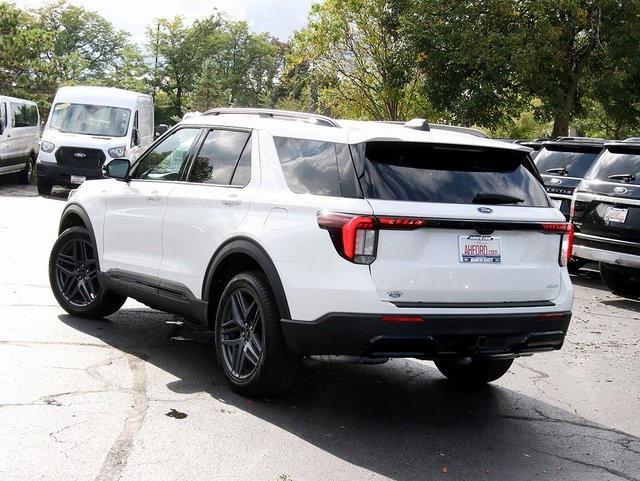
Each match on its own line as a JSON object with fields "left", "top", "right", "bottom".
{"left": 70, "top": 175, "right": 86, "bottom": 185}
{"left": 605, "top": 206, "right": 628, "bottom": 223}
{"left": 459, "top": 235, "right": 502, "bottom": 263}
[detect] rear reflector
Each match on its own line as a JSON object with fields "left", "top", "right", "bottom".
{"left": 381, "top": 315, "right": 424, "bottom": 323}
{"left": 537, "top": 313, "right": 567, "bottom": 321}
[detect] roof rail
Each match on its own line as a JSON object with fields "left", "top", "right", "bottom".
{"left": 203, "top": 108, "right": 340, "bottom": 128}
{"left": 555, "top": 136, "right": 605, "bottom": 143}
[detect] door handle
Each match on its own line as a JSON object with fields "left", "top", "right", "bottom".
{"left": 221, "top": 194, "right": 240, "bottom": 207}
{"left": 147, "top": 191, "right": 161, "bottom": 202}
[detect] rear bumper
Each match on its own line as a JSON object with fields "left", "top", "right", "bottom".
{"left": 36, "top": 160, "right": 103, "bottom": 187}
{"left": 281, "top": 311, "right": 571, "bottom": 359}
{"left": 573, "top": 243, "right": 640, "bottom": 269}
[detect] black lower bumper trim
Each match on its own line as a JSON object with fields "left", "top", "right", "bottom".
{"left": 37, "top": 161, "right": 104, "bottom": 188}
{"left": 281, "top": 312, "right": 571, "bottom": 359}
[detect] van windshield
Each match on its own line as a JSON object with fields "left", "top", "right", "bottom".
{"left": 49, "top": 103, "right": 131, "bottom": 137}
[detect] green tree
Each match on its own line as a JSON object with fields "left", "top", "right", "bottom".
{"left": 403, "top": 0, "right": 640, "bottom": 136}
{"left": 289, "top": 0, "right": 431, "bottom": 121}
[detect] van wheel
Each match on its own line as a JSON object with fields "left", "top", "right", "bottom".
{"left": 37, "top": 179, "right": 52, "bottom": 196}
{"left": 214, "top": 271, "right": 300, "bottom": 397}
{"left": 49, "top": 226, "right": 127, "bottom": 318}
{"left": 435, "top": 358, "right": 514, "bottom": 384}
{"left": 600, "top": 263, "right": 640, "bottom": 298}
{"left": 18, "top": 158, "right": 33, "bottom": 185}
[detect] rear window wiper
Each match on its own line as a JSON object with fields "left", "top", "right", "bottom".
{"left": 546, "top": 167, "right": 568, "bottom": 176}
{"left": 472, "top": 193, "right": 525, "bottom": 205}
{"left": 608, "top": 173, "right": 636, "bottom": 183}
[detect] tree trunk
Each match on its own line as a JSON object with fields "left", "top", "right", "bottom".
{"left": 551, "top": 77, "right": 579, "bottom": 137}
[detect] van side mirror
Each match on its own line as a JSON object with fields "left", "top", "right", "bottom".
{"left": 103, "top": 158, "right": 131, "bottom": 181}
{"left": 155, "top": 124, "right": 168, "bottom": 139}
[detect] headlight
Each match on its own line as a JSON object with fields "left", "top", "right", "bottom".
{"left": 40, "top": 141, "right": 55, "bottom": 153}
{"left": 108, "top": 146, "right": 127, "bottom": 158}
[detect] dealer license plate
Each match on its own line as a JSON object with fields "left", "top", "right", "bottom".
{"left": 459, "top": 235, "right": 502, "bottom": 264}
{"left": 604, "top": 206, "right": 628, "bottom": 223}
{"left": 70, "top": 175, "right": 86, "bottom": 185}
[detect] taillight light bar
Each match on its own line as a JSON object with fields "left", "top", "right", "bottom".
{"left": 318, "top": 212, "right": 575, "bottom": 266}
{"left": 541, "top": 222, "right": 574, "bottom": 267}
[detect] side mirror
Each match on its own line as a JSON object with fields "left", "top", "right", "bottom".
{"left": 154, "top": 123, "right": 169, "bottom": 139}
{"left": 103, "top": 158, "right": 131, "bottom": 181}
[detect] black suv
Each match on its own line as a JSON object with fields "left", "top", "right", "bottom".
{"left": 534, "top": 138, "right": 605, "bottom": 220}
{"left": 572, "top": 141, "right": 640, "bottom": 297}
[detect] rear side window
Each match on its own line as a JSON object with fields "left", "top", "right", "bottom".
{"left": 188, "top": 130, "right": 251, "bottom": 185}
{"left": 274, "top": 137, "right": 342, "bottom": 196}
{"left": 535, "top": 146, "right": 601, "bottom": 178}
{"left": 231, "top": 138, "right": 252, "bottom": 186}
{"left": 352, "top": 142, "right": 550, "bottom": 206}
{"left": 11, "top": 103, "right": 38, "bottom": 128}
{"left": 587, "top": 146, "right": 640, "bottom": 185}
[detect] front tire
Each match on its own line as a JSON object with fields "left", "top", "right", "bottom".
{"left": 49, "top": 226, "right": 126, "bottom": 318}
{"left": 600, "top": 263, "right": 640, "bottom": 298}
{"left": 215, "top": 271, "right": 300, "bottom": 397}
{"left": 435, "top": 358, "right": 514, "bottom": 384}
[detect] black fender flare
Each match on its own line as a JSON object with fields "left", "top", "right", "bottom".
{"left": 59, "top": 203, "right": 100, "bottom": 267}
{"left": 202, "top": 237, "right": 291, "bottom": 320}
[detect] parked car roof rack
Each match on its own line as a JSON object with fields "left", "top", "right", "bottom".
{"left": 203, "top": 108, "right": 340, "bottom": 128}
{"left": 555, "top": 136, "right": 605, "bottom": 143}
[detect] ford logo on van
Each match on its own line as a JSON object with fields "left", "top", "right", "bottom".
{"left": 73, "top": 152, "right": 86, "bottom": 158}
{"left": 478, "top": 207, "right": 493, "bottom": 214}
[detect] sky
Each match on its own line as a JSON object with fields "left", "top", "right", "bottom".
{"left": 14, "top": 0, "right": 317, "bottom": 44}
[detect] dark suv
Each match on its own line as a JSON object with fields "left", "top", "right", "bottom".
{"left": 534, "top": 138, "right": 605, "bottom": 220}
{"left": 572, "top": 141, "right": 640, "bottom": 297}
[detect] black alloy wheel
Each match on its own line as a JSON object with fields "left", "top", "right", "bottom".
{"left": 219, "top": 288, "right": 264, "bottom": 380}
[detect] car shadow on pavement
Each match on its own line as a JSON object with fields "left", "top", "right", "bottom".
{"left": 0, "top": 174, "right": 68, "bottom": 200}
{"left": 58, "top": 311, "right": 640, "bottom": 481}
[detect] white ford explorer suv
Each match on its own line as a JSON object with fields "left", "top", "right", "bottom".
{"left": 49, "top": 108, "right": 574, "bottom": 397}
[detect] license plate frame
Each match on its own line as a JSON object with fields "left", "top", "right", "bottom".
{"left": 605, "top": 206, "right": 628, "bottom": 224}
{"left": 70, "top": 175, "right": 86, "bottom": 185}
{"left": 459, "top": 235, "right": 502, "bottom": 264}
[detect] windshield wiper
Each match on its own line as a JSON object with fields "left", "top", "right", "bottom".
{"left": 472, "top": 193, "right": 525, "bottom": 205}
{"left": 546, "top": 167, "right": 568, "bottom": 176}
{"left": 608, "top": 173, "right": 636, "bottom": 183}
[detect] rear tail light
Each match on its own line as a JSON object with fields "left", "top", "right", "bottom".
{"left": 542, "top": 222, "right": 574, "bottom": 267}
{"left": 317, "top": 212, "right": 426, "bottom": 264}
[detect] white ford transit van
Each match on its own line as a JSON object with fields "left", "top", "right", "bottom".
{"left": 36, "top": 86, "right": 153, "bottom": 195}
{"left": 0, "top": 96, "right": 40, "bottom": 184}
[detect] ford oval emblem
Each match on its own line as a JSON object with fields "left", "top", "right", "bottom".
{"left": 74, "top": 152, "right": 86, "bottom": 158}
{"left": 550, "top": 178, "right": 563, "bottom": 185}
{"left": 478, "top": 207, "right": 493, "bottom": 214}
{"left": 614, "top": 186, "right": 628, "bottom": 194}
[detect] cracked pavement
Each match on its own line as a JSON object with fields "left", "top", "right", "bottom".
{"left": 1, "top": 179, "right": 639, "bottom": 481}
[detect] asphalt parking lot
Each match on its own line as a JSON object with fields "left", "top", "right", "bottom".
{"left": 1, "top": 175, "right": 639, "bottom": 481}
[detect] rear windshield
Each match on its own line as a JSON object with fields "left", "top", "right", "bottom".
{"left": 353, "top": 142, "right": 549, "bottom": 206}
{"left": 587, "top": 146, "right": 640, "bottom": 185}
{"left": 535, "top": 145, "right": 601, "bottom": 178}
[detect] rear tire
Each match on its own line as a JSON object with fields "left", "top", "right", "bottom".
{"left": 49, "top": 226, "right": 126, "bottom": 318}
{"left": 214, "top": 271, "right": 300, "bottom": 397}
{"left": 37, "top": 179, "right": 52, "bottom": 196}
{"left": 435, "top": 358, "right": 514, "bottom": 384}
{"left": 600, "top": 263, "right": 640, "bottom": 298}
{"left": 18, "top": 157, "right": 33, "bottom": 185}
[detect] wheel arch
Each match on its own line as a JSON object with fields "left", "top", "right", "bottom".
{"left": 59, "top": 203, "right": 99, "bottom": 259}
{"left": 202, "top": 237, "right": 291, "bottom": 327}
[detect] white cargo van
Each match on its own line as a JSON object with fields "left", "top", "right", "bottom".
{"left": 36, "top": 86, "right": 153, "bottom": 195}
{"left": 0, "top": 96, "right": 40, "bottom": 184}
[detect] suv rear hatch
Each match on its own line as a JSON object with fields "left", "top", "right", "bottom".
{"left": 534, "top": 142, "right": 603, "bottom": 217}
{"left": 350, "top": 141, "right": 568, "bottom": 306}
{"left": 573, "top": 143, "right": 640, "bottom": 249}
